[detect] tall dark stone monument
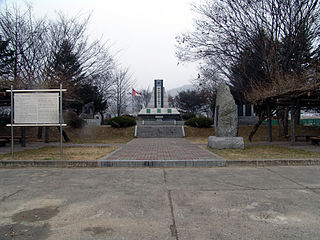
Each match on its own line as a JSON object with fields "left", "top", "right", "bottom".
{"left": 148, "top": 79, "right": 169, "bottom": 108}
{"left": 138, "top": 79, "right": 181, "bottom": 120}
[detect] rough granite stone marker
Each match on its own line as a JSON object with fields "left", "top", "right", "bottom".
{"left": 214, "top": 83, "right": 238, "bottom": 137}
{"left": 209, "top": 82, "right": 244, "bottom": 149}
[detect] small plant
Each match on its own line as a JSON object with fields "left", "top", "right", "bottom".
{"left": 185, "top": 116, "right": 213, "bottom": 128}
{"left": 108, "top": 116, "right": 136, "bottom": 128}
{"left": 68, "top": 117, "right": 87, "bottom": 128}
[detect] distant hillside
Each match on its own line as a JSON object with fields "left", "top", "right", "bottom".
{"left": 167, "top": 84, "right": 195, "bottom": 97}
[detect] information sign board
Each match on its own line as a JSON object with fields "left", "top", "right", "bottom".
{"left": 14, "top": 93, "right": 59, "bottom": 124}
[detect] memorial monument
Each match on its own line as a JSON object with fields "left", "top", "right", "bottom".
{"left": 138, "top": 79, "right": 181, "bottom": 120}
{"left": 208, "top": 83, "right": 244, "bottom": 149}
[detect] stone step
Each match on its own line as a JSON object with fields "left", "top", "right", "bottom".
{"left": 135, "top": 125, "right": 185, "bottom": 138}
{"left": 137, "top": 120, "right": 184, "bottom": 125}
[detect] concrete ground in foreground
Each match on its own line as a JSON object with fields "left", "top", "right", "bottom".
{"left": 0, "top": 166, "right": 320, "bottom": 240}
{"left": 103, "top": 138, "right": 221, "bottom": 160}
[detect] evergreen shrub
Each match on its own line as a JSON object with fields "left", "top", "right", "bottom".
{"left": 185, "top": 116, "right": 213, "bottom": 128}
{"left": 181, "top": 113, "right": 196, "bottom": 120}
{"left": 108, "top": 116, "right": 136, "bottom": 128}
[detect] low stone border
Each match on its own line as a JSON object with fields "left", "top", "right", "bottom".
{"left": 98, "top": 159, "right": 226, "bottom": 167}
{"left": 226, "top": 159, "right": 320, "bottom": 167}
{"left": 0, "top": 159, "right": 226, "bottom": 168}
{"left": 1, "top": 158, "right": 320, "bottom": 168}
{"left": 0, "top": 160, "right": 97, "bottom": 168}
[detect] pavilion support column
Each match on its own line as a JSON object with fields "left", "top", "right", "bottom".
{"left": 290, "top": 99, "right": 297, "bottom": 145}
{"left": 267, "top": 102, "right": 272, "bottom": 142}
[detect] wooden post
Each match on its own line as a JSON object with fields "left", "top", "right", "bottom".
{"left": 267, "top": 102, "right": 272, "bottom": 142}
{"left": 37, "top": 127, "right": 43, "bottom": 139}
{"left": 21, "top": 127, "right": 26, "bottom": 147}
{"left": 10, "top": 85, "right": 14, "bottom": 159}
{"left": 291, "top": 99, "right": 296, "bottom": 145}
{"left": 45, "top": 127, "right": 49, "bottom": 143}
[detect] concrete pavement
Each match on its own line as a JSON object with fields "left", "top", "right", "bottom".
{"left": 0, "top": 166, "right": 320, "bottom": 239}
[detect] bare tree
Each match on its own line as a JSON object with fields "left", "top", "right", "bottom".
{"left": 111, "top": 67, "right": 132, "bottom": 116}
{"left": 177, "top": 0, "right": 320, "bottom": 82}
{"left": 0, "top": 3, "right": 48, "bottom": 88}
{"left": 177, "top": 0, "right": 320, "bottom": 139}
{"left": 174, "top": 89, "right": 208, "bottom": 115}
{"left": 140, "top": 87, "right": 151, "bottom": 108}
{"left": 47, "top": 13, "right": 112, "bottom": 84}
{"left": 0, "top": 3, "right": 117, "bottom": 114}
{"left": 46, "top": 13, "right": 115, "bottom": 97}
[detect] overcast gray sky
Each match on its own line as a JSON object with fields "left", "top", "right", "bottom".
{"left": 2, "top": 0, "right": 199, "bottom": 90}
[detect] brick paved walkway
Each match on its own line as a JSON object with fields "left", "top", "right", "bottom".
{"left": 104, "top": 138, "right": 221, "bottom": 160}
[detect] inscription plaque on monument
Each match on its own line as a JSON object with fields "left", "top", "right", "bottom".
{"left": 14, "top": 93, "right": 59, "bottom": 124}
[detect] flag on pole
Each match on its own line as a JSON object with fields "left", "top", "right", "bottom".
{"left": 132, "top": 89, "right": 142, "bottom": 96}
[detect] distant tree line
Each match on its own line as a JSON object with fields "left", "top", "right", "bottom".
{"left": 0, "top": 3, "right": 133, "bottom": 119}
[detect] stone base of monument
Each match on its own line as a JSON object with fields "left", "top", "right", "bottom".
{"left": 208, "top": 136, "right": 244, "bottom": 149}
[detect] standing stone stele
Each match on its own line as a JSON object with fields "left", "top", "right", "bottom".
{"left": 209, "top": 83, "right": 244, "bottom": 149}
{"left": 215, "top": 83, "right": 238, "bottom": 137}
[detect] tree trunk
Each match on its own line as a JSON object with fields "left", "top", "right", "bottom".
{"left": 99, "top": 111, "right": 104, "bottom": 124}
{"left": 290, "top": 100, "right": 297, "bottom": 144}
{"left": 56, "top": 127, "right": 70, "bottom": 142}
{"left": 249, "top": 108, "right": 267, "bottom": 142}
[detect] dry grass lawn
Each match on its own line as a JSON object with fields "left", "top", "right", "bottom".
{"left": 207, "top": 145, "right": 320, "bottom": 160}
{"left": 65, "top": 126, "right": 135, "bottom": 144}
{"left": 0, "top": 146, "right": 117, "bottom": 160}
{"left": 186, "top": 125, "right": 320, "bottom": 144}
{"left": 0, "top": 125, "right": 135, "bottom": 144}
{"left": 186, "top": 137, "right": 209, "bottom": 144}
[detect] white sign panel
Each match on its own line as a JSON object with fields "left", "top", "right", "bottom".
{"left": 14, "top": 93, "right": 59, "bottom": 124}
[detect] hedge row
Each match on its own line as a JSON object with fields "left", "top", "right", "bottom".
{"left": 184, "top": 116, "right": 213, "bottom": 128}
{"left": 108, "top": 116, "right": 136, "bottom": 128}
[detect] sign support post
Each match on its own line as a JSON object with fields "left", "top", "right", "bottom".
{"left": 10, "top": 85, "right": 14, "bottom": 159}
{"left": 7, "top": 87, "right": 67, "bottom": 160}
{"left": 60, "top": 84, "right": 63, "bottom": 160}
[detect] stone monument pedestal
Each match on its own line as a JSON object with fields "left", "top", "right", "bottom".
{"left": 208, "top": 136, "right": 244, "bottom": 149}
